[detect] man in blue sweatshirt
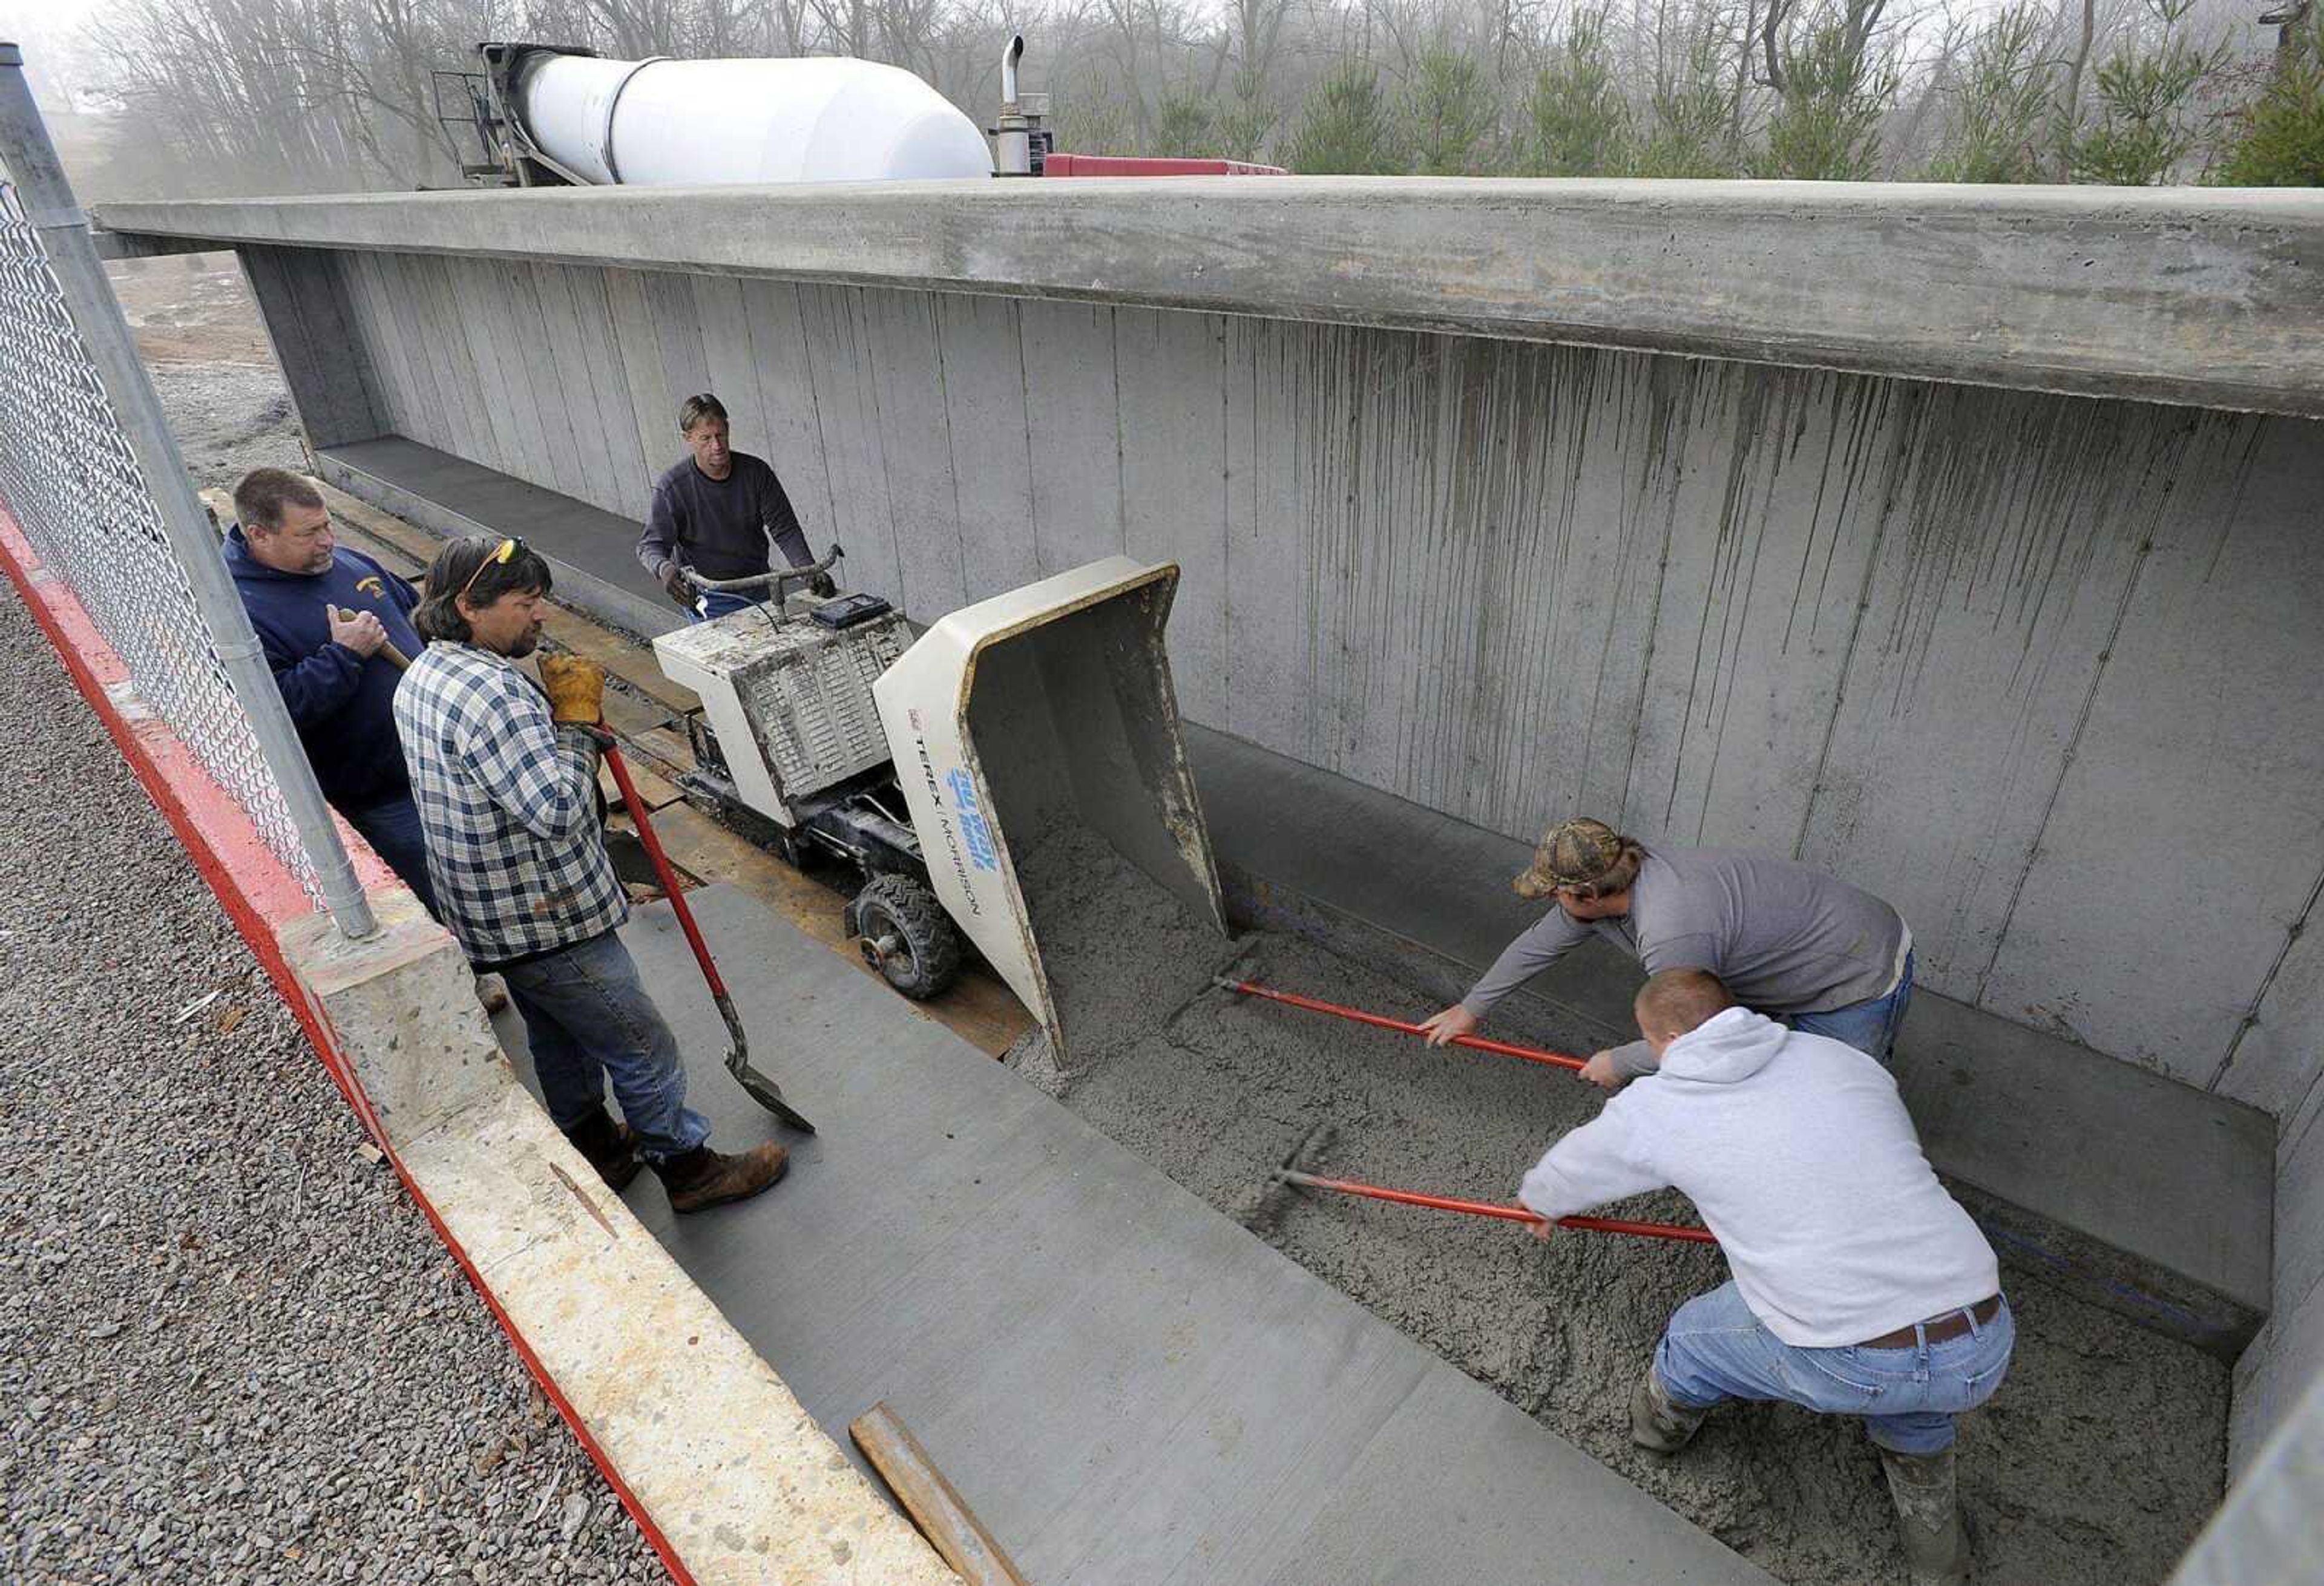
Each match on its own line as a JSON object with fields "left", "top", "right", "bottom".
{"left": 225, "top": 468, "right": 435, "bottom": 912}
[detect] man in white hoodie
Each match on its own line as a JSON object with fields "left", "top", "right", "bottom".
{"left": 1519, "top": 969, "right": 2009, "bottom": 1586}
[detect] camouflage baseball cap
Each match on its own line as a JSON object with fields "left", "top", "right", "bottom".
{"left": 1513, "top": 818, "right": 1627, "bottom": 899}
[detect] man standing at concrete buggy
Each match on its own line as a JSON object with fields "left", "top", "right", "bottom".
{"left": 394, "top": 535, "right": 789, "bottom": 1212}
{"left": 1520, "top": 969, "right": 2009, "bottom": 1585}
{"left": 634, "top": 393, "right": 830, "bottom": 622}
{"left": 1419, "top": 818, "right": 1913, "bottom": 1086}
{"left": 225, "top": 467, "right": 435, "bottom": 913}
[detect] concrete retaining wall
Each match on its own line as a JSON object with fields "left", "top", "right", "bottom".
{"left": 296, "top": 245, "right": 2324, "bottom": 1118}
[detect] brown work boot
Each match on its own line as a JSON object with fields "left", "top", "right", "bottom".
{"left": 1879, "top": 1446, "right": 1972, "bottom": 1585}
{"left": 1629, "top": 1366, "right": 1710, "bottom": 1455}
{"left": 652, "top": 1142, "right": 789, "bottom": 1213}
{"left": 561, "top": 1109, "right": 640, "bottom": 1191}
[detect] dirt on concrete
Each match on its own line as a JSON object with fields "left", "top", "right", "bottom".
{"left": 1009, "top": 827, "right": 2228, "bottom": 1586}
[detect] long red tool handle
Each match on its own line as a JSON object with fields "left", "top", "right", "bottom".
{"left": 599, "top": 740, "right": 725, "bottom": 998}
{"left": 1218, "top": 978, "right": 1587, "bottom": 1073}
{"left": 1282, "top": 1170, "right": 1716, "bottom": 1245}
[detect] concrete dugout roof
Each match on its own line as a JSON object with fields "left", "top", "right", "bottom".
{"left": 96, "top": 177, "right": 2324, "bottom": 419}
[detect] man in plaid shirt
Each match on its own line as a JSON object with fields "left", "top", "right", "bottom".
{"left": 393, "top": 536, "right": 789, "bottom": 1213}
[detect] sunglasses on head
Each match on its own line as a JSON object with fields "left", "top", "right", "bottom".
{"left": 456, "top": 536, "right": 525, "bottom": 607}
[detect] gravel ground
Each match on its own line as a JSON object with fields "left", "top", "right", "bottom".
{"left": 0, "top": 467, "right": 663, "bottom": 1577}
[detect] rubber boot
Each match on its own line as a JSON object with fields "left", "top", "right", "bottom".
{"left": 653, "top": 1142, "right": 790, "bottom": 1214}
{"left": 1629, "top": 1367, "right": 1709, "bottom": 1455}
{"left": 1879, "top": 1446, "right": 1971, "bottom": 1585}
{"left": 561, "top": 1108, "right": 641, "bottom": 1191}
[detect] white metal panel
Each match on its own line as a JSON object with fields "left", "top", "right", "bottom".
{"left": 872, "top": 557, "right": 1224, "bottom": 1054}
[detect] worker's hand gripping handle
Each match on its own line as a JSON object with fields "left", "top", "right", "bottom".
{"left": 539, "top": 653, "right": 607, "bottom": 726}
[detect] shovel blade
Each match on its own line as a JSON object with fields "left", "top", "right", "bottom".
{"left": 729, "top": 1051, "right": 817, "bottom": 1133}
{"left": 712, "top": 991, "right": 816, "bottom": 1133}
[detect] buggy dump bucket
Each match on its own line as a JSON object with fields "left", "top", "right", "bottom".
{"left": 872, "top": 556, "right": 1227, "bottom": 1066}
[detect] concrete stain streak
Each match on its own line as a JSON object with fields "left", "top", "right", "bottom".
{"left": 2211, "top": 856, "right": 2324, "bottom": 1094}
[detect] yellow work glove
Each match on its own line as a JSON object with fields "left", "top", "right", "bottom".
{"left": 537, "top": 653, "right": 606, "bottom": 726}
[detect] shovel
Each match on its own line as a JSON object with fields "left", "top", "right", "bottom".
{"left": 594, "top": 731, "right": 816, "bottom": 1133}
{"left": 370, "top": 631, "right": 814, "bottom": 1131}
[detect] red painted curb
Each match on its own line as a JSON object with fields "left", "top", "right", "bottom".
{"left": 0, "top": 505, "right": 697, "bottom": 1586}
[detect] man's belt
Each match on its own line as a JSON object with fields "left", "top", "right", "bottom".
{"left": 1859, "top": 1294, "right": 2002, "bottom": 1351}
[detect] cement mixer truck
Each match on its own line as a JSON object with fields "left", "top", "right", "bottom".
{"left": 434, "top": 38, "right": 1280, "bottom": 186}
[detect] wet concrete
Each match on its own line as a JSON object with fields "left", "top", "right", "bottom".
{"left": 1009, "top": 825, "right": 2229, "bottom": 1586}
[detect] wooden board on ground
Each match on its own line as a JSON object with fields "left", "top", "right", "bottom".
{"left": 601, "top": 756, "right": 684, "bottom": 813}
{"left": 645, "top": 799, "right": 1032, "bottom": 1058}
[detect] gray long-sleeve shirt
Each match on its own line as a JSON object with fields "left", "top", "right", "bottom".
{"left": 635, "top": 451, "right": 812, "bottom": 585}
{"left": 1463, "top": 846, "right": 1908, "bottom": 1076}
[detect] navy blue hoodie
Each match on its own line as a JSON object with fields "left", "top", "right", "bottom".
{"left": 225, "top": 528, "right": 424, "bottom": 811}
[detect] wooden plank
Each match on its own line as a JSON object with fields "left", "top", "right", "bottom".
{"left": 633, "top": 725, "right": 700, "bottom": 778}
{"left": 1017, "top": 298, "right": 1123, "bottom": 575}
{"left": 933, "top": 293, "right": 1039, "bottom": 602}
{"left": 600, "top": 756, "right": 685, "bottom": 813}
{"left": 849, "top": 1403, "right": 1029, "bottom": 1586}
{"left": 643, "top": 800, "right": 1032, "bottom": 1057}
{"left": 861, "top": 287, "right": 964, "bottom": 617}
{"left": 597, "top": 682, "right": 677, "bottom": 739}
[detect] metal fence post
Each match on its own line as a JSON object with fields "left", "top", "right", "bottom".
{"left": 0, "top": 43, "right": 378, "bottom": 939}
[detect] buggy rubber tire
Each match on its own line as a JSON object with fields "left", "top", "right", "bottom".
{"left": 852, "top": 874, "right": 962, "bottom": 1000}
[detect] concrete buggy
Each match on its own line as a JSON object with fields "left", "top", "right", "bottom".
{"left": 651, "top": 551, "right": 1227, "bottom": 1070}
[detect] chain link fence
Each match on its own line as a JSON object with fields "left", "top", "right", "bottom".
{"left": 0, "top": 57, "right": 372, "bottom": 935}
{"left": 0, "top": 182, "right": 332, "bottom": 903}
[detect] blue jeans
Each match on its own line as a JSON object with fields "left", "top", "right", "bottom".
{"left": 1655, "top": 1280, "right": 2013, "bottom": 1455}
{"left": 343, "top": 791, "right": 437, "bottom": 916}
{"left": 1793, "top": 949, "right": 1914, "bottom": 1061}
{"left": 691, "top": 588, "right": 769, "bottom": 623}
{"left": 499, "top": 929, "right": 712, "bottom": 1161}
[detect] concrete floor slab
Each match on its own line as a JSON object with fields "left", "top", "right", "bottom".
{"left": 1185, "top": 724, "right": 2276, "bottom": 1351}
{"left": 493, "top": 885, "right": 1773, "bottom": 1585}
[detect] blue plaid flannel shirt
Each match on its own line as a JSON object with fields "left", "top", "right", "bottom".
{"left": 392, "top": 643, "right": 626, "bottom": 966}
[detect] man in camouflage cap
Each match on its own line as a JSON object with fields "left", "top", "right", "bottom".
{"left": 1419, "top": 817, "right": 1915, "bottom": 1088}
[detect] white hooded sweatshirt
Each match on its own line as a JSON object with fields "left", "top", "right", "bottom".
{"left": 1518, "top": 1006, "right": 1997, "bottom": 1348}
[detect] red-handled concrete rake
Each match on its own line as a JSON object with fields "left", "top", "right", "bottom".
{"left": 594, "top": 730, "right": 816, "bottom": 1134}
{"left": 1213, "top": 976, "right": 1589, "bottom": 1073}
{"left": 1252, "top": 1126, "right": 1714, "bottom": 1245}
